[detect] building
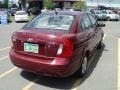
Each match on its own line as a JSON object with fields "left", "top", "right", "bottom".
{"left": 25, "top": 0, "right": 82, "bottom": 9}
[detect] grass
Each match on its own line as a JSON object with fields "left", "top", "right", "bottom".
{"left": 9, "top": 16, "right": 14, "bottom": 22}
{"left": 29, "top": 15, "right": 35, "bottom": 20}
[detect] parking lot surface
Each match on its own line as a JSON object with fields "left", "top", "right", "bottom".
{"left": 0, "top": 21, "right": 119, "bottom": 90}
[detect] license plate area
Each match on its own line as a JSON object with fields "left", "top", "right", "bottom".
{"left": 24, "top": 43, "right": 39, "bottom": 53}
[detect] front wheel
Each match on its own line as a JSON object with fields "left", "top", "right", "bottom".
{"left": 76, "top": 56, "right": 88, "bottom": 77}
{"left": 97, "top": 40, "right": 103, "bottom": 49}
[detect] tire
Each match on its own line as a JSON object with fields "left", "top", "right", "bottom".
{"left": 76, "top": 56, "right": 88, "bottom": 77}
{"left": 116, "top": 19, "right": 119, "bottom": 21}
{"left": 15, "top": 20, "right": 18, "bottom": 23}
{"left": 107, "top": 17, "right": 111, "bottom": 21}
{"left": 97, "top": 40, "right": 103, "bottom": 49}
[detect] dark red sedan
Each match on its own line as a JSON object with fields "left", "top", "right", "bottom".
{"left": 9, "top": 11, "right": 105, "bottom": 77}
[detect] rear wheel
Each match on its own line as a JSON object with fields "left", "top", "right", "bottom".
{"left": 107, "top": 17, "right": 111, "bottom": 21}
{"left": 76, "top": 56, "right": 88, "bottom": 77}
{"left": 116, "top": 19, "right": 119, "bottom": 21}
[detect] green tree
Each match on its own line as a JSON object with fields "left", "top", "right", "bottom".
{"left": 11, "top": 4, "right": 18, "bottom": 8}
{"left": 73, "top": 0, "right": 86, "bottom": 11}
{"left": 0, "top": 0, "right": 8, "bottom": 8}
{"left": 0, "top": 1, "right": 2, "bottom": 8}
{"left": 3, "top": 0, "right": 9, "bottom": 8}
{"left": 21, "top": 0, "right": 26, "bottom": 8}
{"left": 43, "top": 0, "right": 55, "bottom": 10}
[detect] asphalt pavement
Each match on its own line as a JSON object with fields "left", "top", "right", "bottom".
{"left": 0, "top": 21, "right": 119, "bottom": 90}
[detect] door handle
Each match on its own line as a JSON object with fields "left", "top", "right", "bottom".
{"left": 88, "top": 33, "right": 95, "bottom": 37}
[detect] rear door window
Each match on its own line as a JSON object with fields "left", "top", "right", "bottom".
{"left": 88, "top": 14, "right": 97, "bottom": 28}
{"left": 82, "top": 14, "right": 92, "bottom": 31}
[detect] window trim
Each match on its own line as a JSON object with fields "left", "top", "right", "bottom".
{"left": 80, "top": 13, "right": 92, "bottom": 31}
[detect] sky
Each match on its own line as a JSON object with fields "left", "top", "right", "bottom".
{"left": 86, "top": 0, "right": 120, "bottom": 7}
{"left": 9, "top": 0, "right": 19, "bottom": 3}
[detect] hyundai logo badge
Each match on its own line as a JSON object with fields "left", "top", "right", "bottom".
{"left": 28, "top": 38, "right": 33, "bottom": 42}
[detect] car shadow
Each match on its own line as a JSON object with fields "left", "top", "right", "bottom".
{"left": 20, "top": 44, "right": 106, "bottom": 89}
{"left": 15, "top": 21, "right": 29, "bottom": 23}
{"left": 72, "top": 44, "right": 106, "bottom": 87}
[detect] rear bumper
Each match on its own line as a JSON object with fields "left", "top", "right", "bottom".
{"left": 15, "top": 18, "right": 29, "bottom": 22}
{"left": 9, "top": 49, "right": 77, "bottom": 77}
{"left": 97, "top": 16, "right": 108, "bottom": 20}
{"left": 109, "top": 16, "right": 119, "bottom": 20}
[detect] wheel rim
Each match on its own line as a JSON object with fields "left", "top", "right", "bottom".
{"left": 82, "top": 57, "right": 87, "bottom": 74}
{"left": 108, "top": 17, "right": 110, "bottom": 21}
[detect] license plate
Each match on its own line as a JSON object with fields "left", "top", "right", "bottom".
{"left": 24, "top": 43, "right": 39, "bottom": 53}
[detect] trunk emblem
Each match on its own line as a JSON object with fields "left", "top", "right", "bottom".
{"left": 27, "top": 38, "right": 33, "bottom": 42}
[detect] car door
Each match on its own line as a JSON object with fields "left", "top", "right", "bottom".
{"left": 75, "top": 15, "right": 89, "bottom": 60}
{"left": 79, "top": 14, "right": 96, "bottom": 52}
{"left": 88, "top": 14, "right": 103, "bottom": 45}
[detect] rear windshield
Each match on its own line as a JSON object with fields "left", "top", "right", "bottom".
{"left": 0, "top": 11, "right": 7, "bottom": 15}
{"left": 16, "top": 11, "right": 27, "bottom": 15}
{"left": 102, "top": 11, "right": 107, "bottom": 14}
{"left": 108, "top": 11, "right": 115, "bottom": 14}
{"left": 96, "top": 11, "right": 101, "bottom": 14}
{"left": 25, "top": 14, "right": 74, "bottom": 31}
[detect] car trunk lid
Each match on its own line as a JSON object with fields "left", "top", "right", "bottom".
{"left": 12, "top": 28, "right": 70, "bottom": 59}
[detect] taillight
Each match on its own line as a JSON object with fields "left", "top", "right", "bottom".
{"left": 57, "top": 38, "right": 74, "bottom": 58}
{"left": 57, "top": 44, "right": 63, "bottom": 55}
{"left": 12, "top": 36, "right": 17, "bottom": 42}
{"left": 11, "top": 36, "right": 16, "bottom": 48}
{"left": 11, "top": 42, "right": 13, "bottom": 48}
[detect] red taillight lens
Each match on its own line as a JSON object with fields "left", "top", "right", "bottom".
{"left": 57, "top": 38, "right": 74, "bottom": 58}
{"left": 11, "top": 36, "right": 16, "bottom": 48}
{"left": 11, "top": 42, "right": 13, "bottom": 48}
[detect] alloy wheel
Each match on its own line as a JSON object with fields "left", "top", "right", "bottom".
{"left": 81, "top": 57, "right": 88, "bottom": 74}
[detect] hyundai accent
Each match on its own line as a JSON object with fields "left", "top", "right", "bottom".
{"left": 9, "top": 11, "right": 105, "bottom": 77}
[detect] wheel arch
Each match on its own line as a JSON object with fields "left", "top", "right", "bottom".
{"left": 80, "top": 46, "right": 90, "bottom": 65}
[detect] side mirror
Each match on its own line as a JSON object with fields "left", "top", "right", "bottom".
{"left": 97, "top": 22, "right": 106, "bottom": 27}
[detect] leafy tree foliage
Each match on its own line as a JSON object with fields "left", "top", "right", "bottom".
{"left": 0, "top": 0, "right": 8, "bottom": 8}
{"left": 43, "top": 0, "right": 55, "bottom": 10}
{"left": 73, "top": 0, "right": 86, "bottom": 11}
{"left": 3, "top": 0, "right": 8, "bottom": 8}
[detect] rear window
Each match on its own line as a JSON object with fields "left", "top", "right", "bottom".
{"left": 102, "top": 11, "right": 107, "bottom": 14}
{"left": 0, "top": 11, "right": 7, "bottom": 15}
{"left": 25, "top": 14, "right": 74, "bottom": 31}
{"left": 108, "top": 11, "right": 115, "bottom": 14}
{"left": 96, "top": 11, "right": 101, "bottom": 14}
{"left": 16, "top": 11, "right": 27, "bottom": 15}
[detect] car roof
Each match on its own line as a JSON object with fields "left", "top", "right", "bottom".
{"left": 94, "top": 10, "right": 101, "bottom": 12}
{"left": 102, "top": 10, "right": 113, "bottom": 12}
{"left": 17, "top": 10, "right": 26, "bottom": 12}
{"left": 43, "top": 11, "right": 86, "bottom": 16}
{"left": 0, "top": 8, "right": 7, "bottom": 11}
{"left": 0, "top": 9, "right": 7, "bottom": 14}
{"left": 11, "top": 8, "right": 18, "bottom": 10}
